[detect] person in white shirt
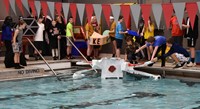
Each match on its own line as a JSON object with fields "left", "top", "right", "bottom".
{"left": 34, "top": 16, "right": 45, "bottom": 60}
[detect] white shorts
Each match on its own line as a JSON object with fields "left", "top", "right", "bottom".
{"left": 175, "top": 53, "right": 189, "bottom": 62}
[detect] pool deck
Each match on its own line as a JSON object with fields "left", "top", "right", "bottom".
{"left": 0, "top": 56, "right": 82, "bottom": 81}
{"left": 134, "top": 62, "right": 200, "bottom": 82}
{"left": 0, "top": 54, "right": 200, "bottom": 82}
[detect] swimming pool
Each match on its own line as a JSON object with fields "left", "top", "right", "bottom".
{"left": 0, "top": 69, "right": 200, "bottom": 109}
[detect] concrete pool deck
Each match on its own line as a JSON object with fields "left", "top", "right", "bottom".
{"left": 0, "top": 56, "right": 83, "bottom": 81}
{"left": 0, "top": 54, "right": 200, "bottom": 82}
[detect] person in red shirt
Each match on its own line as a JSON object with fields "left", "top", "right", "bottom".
{"left": 170, "top": 15, "right": 184, "bottom": 46}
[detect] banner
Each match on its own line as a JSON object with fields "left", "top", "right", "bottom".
{"left": 47, "top": 2, "right": 54, "bottom": 18}
{"left": 34, "top": 1, "right": 41, "bottom": 17}
{"left": 77, "top": 4, "right": 85, "bottom": 25}
{"left": 152, "top": 4, "right": 162, "bottom": 29}
{"left": 16, "top": 0, "right": 24, "bottom": 16}
{"left": 70, "top": 3, "right": 77, "bottom": 24}
{"left": 41, "top": 1, "right": 48, "bottom": 16}
{"left": 141, "top": 4, "right": 152, "bottom": 27}
{"left": 29, "top": 0, "right": 36, "bottom": 16}
{"left": 186, "top": 2, "right": 198, "bottom": 29}
{"left": 85, "top": 4, "right": 94, "bottom": 23}
{"left": 93, "top": 4, "right": 102, "bottom": 24}
{"left": 102, "top": 4, "right": 111, "bottom": 26}
{"left": 162, "top": 3, "right": 173, "bottom": 29}
{"left": 121, "top": 5, "right": 130, "bottom": 28}
{"left": 130, "top": 4, "right": 141, "bottom": 29}
{"left": 173, "top": 3, "right": 185, "bottom": 28}
{"left": 9, "top": 0, "right": 17, "bottom": 15}
{"left": 55, "top": 2, "right": 62, "bottom": 16}
{"left": 4, "top": 0, "right": 10, "bottom": 15}
{"left": 111, "top": 5, "right": 120, "bottom": 22}
{"left": 63, "top": 3, "right": 69, "bottom": 21}
{"left": 22, "top": 0, "right": 30, "bottom": 14}
{"left": 197, "top": 2, "right": 200, "bottom": 13}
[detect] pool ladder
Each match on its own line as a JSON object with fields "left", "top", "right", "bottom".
{"left": 25, "top": 37, "right": 61, "bottom": 81}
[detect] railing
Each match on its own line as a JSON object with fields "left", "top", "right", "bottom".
{"left": 25, "top": 37, "right": 61, "bottom": 80}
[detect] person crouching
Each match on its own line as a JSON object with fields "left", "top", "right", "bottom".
{"left": 125, "top": 36, "right": 139, "bottom": 64}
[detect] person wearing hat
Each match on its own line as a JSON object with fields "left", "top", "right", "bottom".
{"left": 109, "top": 16, "right": 117, "bottom": 57}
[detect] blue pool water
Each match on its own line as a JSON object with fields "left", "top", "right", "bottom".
{"left": 0, "top": 70, "right": 200, "bottom": 109}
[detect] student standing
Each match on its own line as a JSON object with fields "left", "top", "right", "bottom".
{"left": 49, "top": 20, "right": 60, "bottom": 60}
{"left": 85, "top": 16, "right": 95, "bottom": 61}
{"left": 109, "top": 16, "right": 117, "bottom": 57}
{"left": 183, "top": 15, "right": 199, "bottom": 67}
{"left": 1, "top": 16, "right": 14, "bottom": 68}
{"left": 141, "top": 17, "right": 155, "bottom": 60}
{"left": 170, "top": 15, "right": 184, "bottom": 46}
{"left": 66, "top": 17, "right": 75, "bottom": 59}
{"left": 12, "top": 20, "right": 26, "bottom": 69}
{"left": 56, "top": 16, "right": 66, "bottom": 59}
{"left": 34, "top": 16, "right": 45, "bottom": 60}
{"left": 115, "top": 15, "right": 127, "bottom": 58}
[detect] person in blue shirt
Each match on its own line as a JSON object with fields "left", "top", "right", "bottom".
{"left": 152, "top": 38, "right": 190, "bottom": 68}
{"left": 1, "top": 16, "right": 14, "bottom": 68}
{"left": 115, "top": 15, "right": 127, "bottom": 58}
{"left": 2, "top": 16, "right": 13, "bottom": 52}
{"left": 136, "top": 36, "right": 166, "bottom": 67}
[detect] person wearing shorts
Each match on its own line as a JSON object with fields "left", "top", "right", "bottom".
{"left": 12, "top": 20, "right": 26, "bottom": 69}
{"left": 66, "top": 16, "right": 75, "bottom": 59}
{"left": 115, "top": 15, "right": 127, "bottom": 58}
{"left": 109, "top": 16, "right": 117, "bottom": 57}
{"left": 34, "top": 16, "right": 45, "bottom": 60}
{"left": 183, "top": 15, "right": 199, "bottom": 67}
{"left": 152, "top": 38, "right": 190, "bottom": 69}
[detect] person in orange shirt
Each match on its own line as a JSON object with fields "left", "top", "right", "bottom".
{"left": 109, "top": 16, "right": 117, "bottom": 57}
{"left": 85, "top": 16, "right": 96, "bottom": 61}
{"left": 170, "top": 15, "right": 184, "bottom": 46}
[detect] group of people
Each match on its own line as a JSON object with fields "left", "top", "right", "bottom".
{"left": 1, "top": 10, "right": 199, "bottom": 69}
{"left": 1, "top": 15, "right": 75, "bottom": 69}
{"left": 120, "top": 13, "right": 198, "bottom": 69}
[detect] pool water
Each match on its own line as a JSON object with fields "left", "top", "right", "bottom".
{"left": 0, "top": 70, "right": 200, "bottom": 109}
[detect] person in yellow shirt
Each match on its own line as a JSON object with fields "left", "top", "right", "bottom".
{"left": 85, "top": 16, "right": 96, "bottom": 61}
{"left": 66, "top": 16, "right": 75, "bottom": 59}
{"left": 141, "top": 17, "right": 155, "bottom": 60}
{"left": 109, "top": 16, "right": 117, "bottom": 57}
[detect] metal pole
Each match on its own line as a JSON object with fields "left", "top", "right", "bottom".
{"left": 65, "top": 36, "right": 98, "bottom": 73}
{"left": 25, "top": 37, "right": 61, "bottom": 81}
{"left": 58, "top": 38, "right": 61, "bottom": 60}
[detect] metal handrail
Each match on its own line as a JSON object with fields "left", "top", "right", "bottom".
{"left": 25, "top": 37, "right": 61, "bottom": 81}
{"left": 65, "top": 36, "right": 98, "bottom": 73}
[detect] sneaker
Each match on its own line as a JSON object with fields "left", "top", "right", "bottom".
{"left": 53, "top": 57, "right": 57, "bottom": 60}
{"left": 187, "top": 62, "right": 196, "bottom": 67}
{"left": 173, "top": 63, "right": 183, "bottom": 69}
{"left": 86, "top": 56, "right": 92, "bottom": 61}
{"left": 112, "top": 54, "right": 116, "bottom": 57}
